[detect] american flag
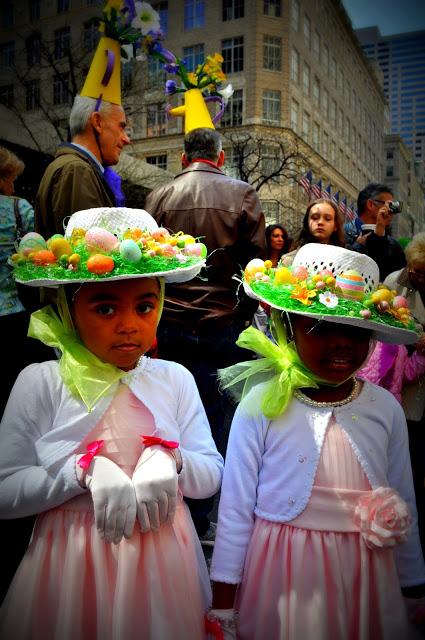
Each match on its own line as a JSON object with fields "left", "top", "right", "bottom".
{"left": 339, "top": 196, "right": 347, "bottom": 218}
{"left": 323, "top": 183, "right": 332, "bottom": 199}
{"left": 345, "top": 202, "right": 358, "bottom": 222}
{"left": 311, "top": 178, "right": 322, "bottom": 199}
{"left": 331, "top": 190, "right": 340, "bottom": 206}
{"left": 299, "top": 170, "right": 313, "bottom": 194}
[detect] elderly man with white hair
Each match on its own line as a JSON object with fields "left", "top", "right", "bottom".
{"left": 35, "top": 95, "right": 130, "bottom": 238}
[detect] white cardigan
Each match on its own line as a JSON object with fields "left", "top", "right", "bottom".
{"left": 210, "top": 380, "right": 425, "bottom": 588}
{"left": 0, "top": 357, "right": 223, "bottom": 519}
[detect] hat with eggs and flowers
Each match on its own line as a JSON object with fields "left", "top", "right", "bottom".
{"left": 243, "top": 243, "right": 421, "bottom": 345}
{"left": 11, "top": 206, "right": 207, "bottom": 287}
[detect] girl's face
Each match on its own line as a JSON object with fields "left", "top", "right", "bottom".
{"left": 270, "top": 228, "right": 285, "bottom": 252}
{"left": 308, "top": 203, "right": 337, "bottom": 243}
{"left": 72, "top": 278, "right": 161, "bottom": 371}
{"left": 291, "top": 315, "right": 371, "bottom": 384}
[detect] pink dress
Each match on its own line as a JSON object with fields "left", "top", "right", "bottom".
{"left": 236, "top": 416, "right": 409, "bottom": 640}
{"left": 0, "top": 385, "right": 210, "bottom": 640}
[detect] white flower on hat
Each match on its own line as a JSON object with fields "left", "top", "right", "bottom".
{"left": 218, "top": 83, "right": 234, "bottom": 104}
{"left": 133, "top": 1, "right": 161, "bottom": 35}
{"left": 319, "top": 292, "right": 338, "bottom": 309}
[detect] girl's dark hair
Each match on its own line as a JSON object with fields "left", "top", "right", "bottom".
{"left": 265, "top": 223, "right": 289, "bottom": 258}
{"left": 291, "top": 198, "right": 345, "bottom": 250}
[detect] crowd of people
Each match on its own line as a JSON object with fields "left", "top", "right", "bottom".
{"left": 0, "top": 17, "right": 425, "bottom": 638}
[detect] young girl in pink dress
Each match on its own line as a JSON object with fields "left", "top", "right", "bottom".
{"left": 207, "top": 244, "right": 425, "bottom": 639}
{"left": 0, "top": 207, "right": 223, "bottom": 639}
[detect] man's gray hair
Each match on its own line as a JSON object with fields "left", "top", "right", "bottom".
{"left": 69, "top": 95, "right": 116, "bottom": 138}
{"left": 184, "top": 128, "right": 223, "bottom": 163}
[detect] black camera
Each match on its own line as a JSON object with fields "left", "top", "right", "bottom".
{"left": 388, "top": 200, "right": 403, "bottom": 214}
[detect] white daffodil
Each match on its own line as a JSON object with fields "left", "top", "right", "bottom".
{"left": 132, "top": 1, "right": 161, "bottom": 35}
{"left": 218, "top": 83, "right": 234, "bottom": 104}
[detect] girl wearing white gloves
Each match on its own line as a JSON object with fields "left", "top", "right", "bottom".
{"left": 0, "top": 207, "right": 223, "bottom": 639}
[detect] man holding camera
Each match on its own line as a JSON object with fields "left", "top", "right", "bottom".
{"left": 346, "top": 182, "right": 406, "bottom": 280}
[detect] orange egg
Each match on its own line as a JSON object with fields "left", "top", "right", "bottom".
{"left": 31, "top": 250, "right": 57, "bottom": 265}
{"left": 87, "top": 254, "right": 115, "bottom": 274}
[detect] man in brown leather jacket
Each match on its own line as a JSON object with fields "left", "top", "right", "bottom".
{"left": 146, "top": 127, "right": 266, "bottom": 538}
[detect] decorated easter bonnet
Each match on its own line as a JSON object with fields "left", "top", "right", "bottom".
{"left": 11, "top": 207, "right": 207, "bottom": 286}
{"left": 243, "top": 244, "right": 421, "bottom": 345}
{"left": 217, "top": 244, "right": 422, "bottom": 420}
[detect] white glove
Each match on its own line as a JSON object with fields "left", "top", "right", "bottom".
{"left": 82, "top": 456, "right": 137, "bottom": 544}
{"left": 206, "top": 608, "right": 238, "bottom": 640}
{"left": 132, "top": 446, "right": 178, "bottom": 533}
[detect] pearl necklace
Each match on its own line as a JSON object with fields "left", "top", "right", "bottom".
{"left": 294, "top": 378, "right": 360, "bottom": 408}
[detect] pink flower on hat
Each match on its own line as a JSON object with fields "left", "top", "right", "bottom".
{"left": 355, "top": 487, "right": 411, "bottom": 550}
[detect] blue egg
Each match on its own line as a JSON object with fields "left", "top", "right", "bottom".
{"left": 120, "top": 239, "right": 142, "bottom": 263}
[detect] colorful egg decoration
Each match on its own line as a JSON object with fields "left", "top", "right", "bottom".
{"left": 87, "top": 254, "right": 115, "bottom": 274}
{"left": 18, "top": 232, "right": 47, "bottom": 256}
{"left": 335, "top": 270, "right": 365, "bottom": 300}
{"left": 85, "top": 228, "right": 119, "bottom": 253}
{"left": 120, "top": 239, "right": 142, "bottom": 263}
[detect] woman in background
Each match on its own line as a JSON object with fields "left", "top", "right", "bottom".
{"left": 265, "top": 224, "right": 289, "bottom": 267}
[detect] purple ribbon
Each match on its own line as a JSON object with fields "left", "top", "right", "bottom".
{"left": 204, "top": 95, "right": 225, "bottom": 124}
{"left": 102, "top": 49, "right": 115, "bottom": 87}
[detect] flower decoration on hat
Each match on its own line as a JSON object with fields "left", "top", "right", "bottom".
{"left": 242, "top": 244, "right": 422, "bottom": 345}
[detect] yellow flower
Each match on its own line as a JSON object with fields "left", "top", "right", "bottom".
{"left": 104, "top": 0, "right": 122, "bottom": 16}
{"left": 187, "top": 72, "right": 197, "bottom": 85}
{"left": 291, "top": 285, "right": 317, "bottom": 306}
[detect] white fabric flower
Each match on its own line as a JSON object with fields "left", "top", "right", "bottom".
{"left": 354, "top": 487, "right": 411, "bottom": 550}
{"left": 218, "top": 83, "right": 234, "bottom": 104}
{"left": 318, "top": 292, "right": 338, "bottom": 308}
{"left": 132, "top": 1, "right": 161, "bottom": 35}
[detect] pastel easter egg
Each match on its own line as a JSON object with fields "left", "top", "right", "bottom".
{"left": 87, "top": 254, "right": 115, "bottom": 274}
{"left": 18, "top": 232, "right": 47, "bottom": 256}
{"left": 31, "top": 249, "right": 57, "bottom": 265}
{"left": 393, "top": 295, "right": 408, "bottom": 309}
{"left": 68, "top": 254, "right": 81, "bottom": 268}
{"left": 120, "top": 239, "right": 142, "bottom": 263}
{"left": 245, "top": 259, "right": 265, "bottom": 281}
{"left": 199, "top": 242, "right": 207, "bottom": 259}
{"left": 320, "top": 269, "right": 333, "bottom": 278}
{"left": 293, "top": 265, "right": 309, "bottom": 280}
{"left": 176, "top": 234, "right": 196, "bottom": 248}
{"left": 159, "top": 243, "right": 177, "bottom": 257}
{"left": 49, "top": 237, "right": 73, "bottom": 259}
{"left": 183, "top": 243, "right": 202, "bottom": 257}
{"left": 85, "top": 228, "right": 119, "bottom": 253}
{"left": 152, "top": 228, "right": 171, "bottom": 242}
{"left": 274, "top": 267, "right": 294, "bottom": 285}
{"left": 371, "top": 288, "right": 392, "bottom": 303}
{"left": 335, "top": 270, "right": 365, "bottom": 300}
{"left": 360, "top": 309, "right": 371, "bottom": 319}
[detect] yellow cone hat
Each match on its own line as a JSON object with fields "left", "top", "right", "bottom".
{"left": 169, "top": 89, "right": 215, "bottom": 134}
{"left": 80, "top": 36, "right": 122, "bottom": 105}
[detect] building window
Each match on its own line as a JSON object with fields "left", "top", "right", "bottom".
{"left": 0, "top": 42, "right": 15, "bottom": 67}
{"left": 290, "top": 48, "right": 299, "bottom": 84}
{"left": 290, "top": 99, "right": 299, "bottom": 131}
{"left": 303, "top": 15, "right": 311, "bottom": 48}
{"left": 57, "top": 0, "right": 70, "bottom": 12}
{"left": 147, "top": 103, "right": 166, "bottom": 137}
{"left": 330, "top": 99, "right": 336, "bottom": 128}
{"left": 322, "top": 89, "right": 329, "bottom": 119}
{"left": 182, "top": 44, "right": 205, "bottom": 71}
{"left": 338, "top": 108, "right": 343, "bottom": 136}
{"left": 302, "top": 63, "right": 310, "bottom": 96}
{"left": 291, "top": 0, "right": 299, "bottom": 31}
{"left": 84, "top": 21, "right": 100, "bottom": 51}
{"left": 29, "top": 0, "right": 41, "bottom": 21}
{"left": 312, "top": 122, "right": 320, "bottom": 150}
{"left": 53, "top": 72, "right": 70, "bottom": 105}
{"left": 330, "top": 57, "right": 337, "bottom": 87}
{"left": 263, "top": 36, "right": 281, "bottom": 71}
{"left": 322, "top": 44, "right": 329, "bottom": 75}
{"left": 54, "top": 27, "right": 70, "bottom": 60}
{"left": 26, "top": 33, "right": 41, "bottom": 66}
{"left": 262, "top": 200, "right": 280, "bottom": 224}
{"left": 330, "top": 140, "right": 336, "bottom": 164}
{"left": 223, "top": 0, "right": 244, "bottom": 20}
{"left": 222, "top": 37, "right": 243, "bottom": 73}
{"left": 153, "top": 1, "right": 168, "bottom": 33}
{"left": 323, "top": 132, "right": 329, "bottom": 158}
{"left": 2, "top": 4, "right": 14, "bottom": 28}
{"left": 262, "top": 89, "right": 281, "bottom": 125}
{"left": 122, "top": 62, "right": 133, "bottom": 91}
{"left": 312, "top": 30, "right": 320, "bottom": 59}
{"left": 147, "top": 57, "right": 166, "bottom": 89}
{"left": 146, "top": 154, "right": 167, "bottom": 170}
{"left": 261, "top": 145, "right": 281, "bottom": 180}
{"left": 387, "top": 150, "right": 393, "bottom": 159}
{"left": 312, "top": 76, "right": 320, "bottom": 108}
{"left": 221, "top": 88, "right": 243, "bottom": 127}
{"left": 26, "top": 79, "right": 40, "bottom": 110}
{"left": 386, "top": 166, "right": 394, "bottom": 177}
{"left": 302, "top": 111, "right": 310, "bottom": 142}
{"left": 184, "top": 0, "right": 205, "bottom": 29}
{"left": 264, "top": 0, "right": 281, "bottom": 18}
{"left": 0, "top": 84, "right": 14, "bottom": 108}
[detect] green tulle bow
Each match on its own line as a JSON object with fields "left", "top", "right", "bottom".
{"left": 218, "top": 311, "right": 323, "bottom": 419}
{"left": 28, "top": 288, "right": 124, "bottom": 411}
